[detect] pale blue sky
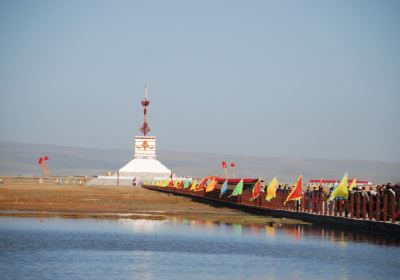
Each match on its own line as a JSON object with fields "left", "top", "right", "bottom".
{"left": 0, "top": 0, "right": 399, "bottom": 161}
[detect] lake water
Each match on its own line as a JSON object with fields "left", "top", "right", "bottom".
{"left": 0, "top": 217, "right": 399, "bottom": 280}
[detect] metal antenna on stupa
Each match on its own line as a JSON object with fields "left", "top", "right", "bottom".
{"left": 139, "top": 84, "right": 151, "bottom": 136}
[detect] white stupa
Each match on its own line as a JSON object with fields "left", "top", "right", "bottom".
{"left": 117, "top": 135, "right": 171, "bottom": 180}
{"left": 88, "top": 85, "right": 171, "bottom": 186}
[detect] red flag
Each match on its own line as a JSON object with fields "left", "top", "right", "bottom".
{"left": 177, "top": 181, "right": 184, "bottom": 189}
{"left": 285, "top": 175, "right": 303, "bottom": 204}
{"left": 221, "top": 161, "right": 228, "bottom": 178}
{"left": 230, "top": 162, "right": 237, "bottom": 178}
{"left": 251, "top": 179, "right": 262, "bottom": 200}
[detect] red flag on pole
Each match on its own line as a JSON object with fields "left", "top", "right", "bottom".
{"left": 230, "top": 162, "right": 236, "bottom": 178}
{"left": 221, "top": 161, "right": 228, "bottom": 178}
{"left": 285, "top": 175, "right": 303, "bottom": 204}
{"left": 250, "top": 179, "right": 262, "bottom": 200}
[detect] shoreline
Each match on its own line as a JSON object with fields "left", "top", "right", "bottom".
{"left": 0, "top": 210, "right": 306, "bottom": 225}
{"left": 0, "top": 177, "right": 308, "bottom": 226}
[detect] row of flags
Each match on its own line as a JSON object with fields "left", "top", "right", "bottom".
{"left": 146, "top": 173, "right": 356, "bottom": 203}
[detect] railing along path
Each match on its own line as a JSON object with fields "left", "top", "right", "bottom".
{"left": 144, "top": 185, "right": 400, "bottom": 225}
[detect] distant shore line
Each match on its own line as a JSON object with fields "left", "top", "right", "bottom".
{"left": 0, "top": 210, "right": 168, "bottom": 220}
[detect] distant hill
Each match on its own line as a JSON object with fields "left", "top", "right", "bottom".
{"left": 0, "top": 141, "right": 399, "bottom": 184}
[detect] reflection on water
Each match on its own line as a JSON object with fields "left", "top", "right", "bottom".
{"left": 0, "top": 217, "right": 399, "bottom": 280}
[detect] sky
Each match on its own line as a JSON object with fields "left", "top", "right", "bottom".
{"left": 0, "top": 0, "right": 399, "bottom": 162}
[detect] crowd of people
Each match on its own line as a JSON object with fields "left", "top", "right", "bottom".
{"left": 272, "top": 183, "right": 400, "bottom": 221}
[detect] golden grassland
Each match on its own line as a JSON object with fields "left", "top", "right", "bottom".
{"left": 0, "top": 177, "right": 308, "bottom": 225}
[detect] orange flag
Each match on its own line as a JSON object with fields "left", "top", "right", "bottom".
{"left": 285, "top": 175, "right": 303, "bottom": 204}
{"left": 195, "top": 177, "right": 207, "bottom": 192}
{"left": 205, "top": 179, "right": 217, "bottom": 192}
{"left": 177, "top": 181, "right": 184, "bottom": 189}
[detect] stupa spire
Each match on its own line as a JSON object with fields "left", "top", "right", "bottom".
{"left": 139, "top": 84, "right": 150, "bottom": 136}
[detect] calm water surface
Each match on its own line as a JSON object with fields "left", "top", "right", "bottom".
{"left": 0, "top": 217, "right": 399, "bottom": 280}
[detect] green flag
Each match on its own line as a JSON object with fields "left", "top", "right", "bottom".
{"left": 183, "top": 179, "right": 191, "bottom": 189}
{"left": 229, "top": 179, "right": 244, "bottom": 197}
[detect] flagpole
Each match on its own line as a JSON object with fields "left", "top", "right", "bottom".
{"left": 230, "top": 162, "right": 236, "bottom": 178}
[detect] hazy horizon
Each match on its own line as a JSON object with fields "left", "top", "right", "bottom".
{"left": 1, "top": 139, "right": 399, "bottom": 163}
{"left": 1, "top": 0, "right": 399, "bottom": 162}
{"left": 2, "top": 141, "right": 400, "bottom": 183}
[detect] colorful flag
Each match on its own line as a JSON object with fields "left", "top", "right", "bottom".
{"left": 205, "top": 179, "right": 217, "bottom": 192}
{"left": 285, "top": 175, "right": 303, "bottom": 204}
{"left": 177, "top": 181, "right": 184, "bottom": 189}
{"left": 250, "top": 179, "right": 262, "bottom": 200}
{"left": 183, "top": 179, "right": 191, "bottom": 189}
{"left": 195, "top": 178, "right": 207, "bottom": 191}
{"left": 266, "top": 177, "right": 278, "bottom": 201}
{"left": 229, "top": 179, "right": 244, "bottom": 197}
{"left": 329, "top": 173, "right": 348, "bottom": 201}
{"left": 220, "top": 180, "right": 228, "bottom": 197}
{"left": 348, "top": 177, "right": 357, "bottom": 191}
{"left": 189, "top": 178, "right": 198, "bottom": 191}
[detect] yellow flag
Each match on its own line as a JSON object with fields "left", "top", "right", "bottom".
{"left": 189, "top": 178, "right": 197, "bottom": 191}
{"left": 205, "top": 179, "right": 217, "bottom": 192}
{"left": 266, "top": 177, "right": 278, "bottom": 201}
{"left": 348, "top": 177, "right": 357, "bottom": 191}
{"left": 329, "top": 173, "right": 348, "bottom": 200}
